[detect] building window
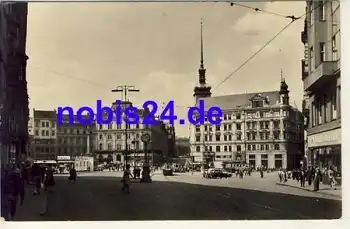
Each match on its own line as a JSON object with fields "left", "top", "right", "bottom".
{"left": 216, "top": 146, "right": 220, "bottom": 152}
{"left": 107, "top": 134, "right": 112, "bottom": 140}
{"left": 41, "top": 130, "right": 45, "bottom": 136}
{"left": 310, "top": 46, "right": 314, "bottom": 70}
{"left": 252, "top": 100, "right": 263, "bottom": 108}
{"left": 274, "top": 144, "right": 280, "bottom": 150}
{"left": 196, "top": 146, "right": 200, "bottom": 152}
{"left": 196, "top": 136, "right": 200, "bottom": 142}
{"left": 252, "top": 145, "right": 256, "bottom": 151}
{"left": 216, "top": 135, "right": 220, "bottom": 141}
{"left": 117, "top": 124, "right": 121, "bottom": 129}
{"left": 320, "top": 42, "right": 325, "bottom": 62}
{"left": 99, "top": 125, "right": 103, "bottom": 130}
{"left": 260, "top": 144, "right": 265, "bottom": 151}
{"left": 108, "top": 124, "right": 112, "bottom": 130}
{"left": 265, "top": 144, "right": 269, "bottom": 150}
{"left": 117, "top": 144, "right": 122, "bottom": 150}
{"left": 52, "top": 131, "right": 55, "bottom": 136}
{"left": 319, "top": 0, "right": 325, "bottom": 21}
{"left": 236, "top": 113, "right": 241, "bottom": 120}
{"left": 228, "top": 146, "right": 232, "bottom": 151}
{"left": 107, "top": 143, "right": 112, "bottom": 151}
{"left": 116, "top": 134, "right": 121, "bottom": 139}
{"left": 99, "top": 134, "right": 103, "bottom": 140}
{"left": 236, "top": 123, "right": 241, "bottom": 130}
{"left": 99, "top": 143, "right": 103, "bottom": 150}
{"left": 237, "top": 145, "right": 241, "bottom": 152}
{"left": 224, "top": 146, "right": 227, "bottom": 152}
{"left": 195, "top": 125, "right": 200, "bottom": 132}
{"left": 332, "top": 32, "right": 340, "bottom": 61}
{"left": 236, "top": 133, "right": 241, "bottom": 140}
{"left": 247, "top": 145, "right": 251, "bottom": 151}
{"left": 41, "top": 122, "right": 45, "bottom": 127}
{"left": 35, "top": 130, "right": 39, "bottom": 136}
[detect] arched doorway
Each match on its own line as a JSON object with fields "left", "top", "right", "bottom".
{"left": 107, "top": 154, "right": 113, "bottom": 163}
{"left": 116, "top": 154, "right": 121, "bottom": 162}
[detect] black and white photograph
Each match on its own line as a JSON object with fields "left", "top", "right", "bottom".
{"left": 0, "top": 0, "right": 344, "bottom": 222}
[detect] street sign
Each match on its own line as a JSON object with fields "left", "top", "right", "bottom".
{"left": 141, "top": 133, "right": 151, "bottom": 143}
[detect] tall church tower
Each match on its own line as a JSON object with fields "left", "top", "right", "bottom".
{"left": 193, "top": 19, "right": 211, "bottom": 102}
{"left": 279, "top": 70, "right": 290, "bottom": 106}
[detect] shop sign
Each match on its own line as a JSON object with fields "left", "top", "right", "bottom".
{"left": 57, "top": 156, "right": 71, "bottom": 161}
{"left": 308, "top": 128, "right": 341, "bottom": 148}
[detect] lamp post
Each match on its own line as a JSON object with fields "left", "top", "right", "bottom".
{"left": 140, "top": 132, "right": 152, "bottom": 183}
{"left": 111, "top": 85, "right": 140, "bottom": 167}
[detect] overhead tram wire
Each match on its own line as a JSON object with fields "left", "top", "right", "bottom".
{"left": 229, "top": 2, "right": 291, "bottom": 19}
{"left": 214, "top": 2, "right": 325, "bottom": 91}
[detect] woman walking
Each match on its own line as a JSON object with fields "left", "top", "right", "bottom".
{"left": 40, "top": 165, "right": 55, "bottom": 216}
{"left": 121, "top": 164, "right": 133, "bottom": 194}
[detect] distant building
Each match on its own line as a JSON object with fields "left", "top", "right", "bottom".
{"left": 27, "top": 117, "right": 34, "bottom": 157}
{"left": 190, "top": 21, "right": 304, "bottom": 169}
{"left": 56, "top": 114, "right": 96, "bottom": 158}
{"left": 175, "top": 137, "right": 190, "bottom": 157}
{"left": 31, "top": 110, "right": 96, "bottom": 160}
{"left": 94, "top": 101, "right": 174, "bottom": 166}
{"left": 31, "top": 110, "right": 57, "bottom": 160}
{"left": 301, "top": 0, "right": 341, "bottom": 169}
{"left": 0, "top": 2, "right": 29, "bottom": 165}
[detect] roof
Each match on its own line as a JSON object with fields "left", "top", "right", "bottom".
{"left": 197, "top": 90, "right": 280, "bottom": 111}
{"left": 33, "top": 110, "right": 56, "bottom": 119}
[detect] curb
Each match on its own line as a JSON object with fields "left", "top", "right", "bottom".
{"left": 276, "top": 182, "right": 341, "bottom": 199}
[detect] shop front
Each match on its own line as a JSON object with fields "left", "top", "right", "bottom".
{"left": 308, "top": 128, "right": 341, "bottom": 170}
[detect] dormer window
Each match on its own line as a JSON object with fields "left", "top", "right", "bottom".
{"left": 252, "top": 100, "right": 263, "bottom": 108}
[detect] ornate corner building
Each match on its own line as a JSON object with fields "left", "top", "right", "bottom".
{"left": 190, "top": 20, "right": 304, "bottom": 170}
{"left": 0, "top": 2, "right": 29, "bottom": 165}
{"left": 301, "top": 0, "right": 341, "bottom": 170}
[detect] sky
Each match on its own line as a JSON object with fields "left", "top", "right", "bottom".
{"left": 26, "top": 1, "right": 306, "bottom": 138}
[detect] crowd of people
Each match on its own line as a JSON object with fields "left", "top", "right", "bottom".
{"left": 1, "top": 162, "right": 56, "bottom": 221}
{"left": 277, "top": 166, "right": 340, "bottom": 191}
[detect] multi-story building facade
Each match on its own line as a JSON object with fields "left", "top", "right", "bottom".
{"left": 0, "top": 2, "right": 29, "bottom": 165}
{"left": 31, "top": 110, "right": 57, "bottom": 160}
{"left": 301, "top": 0, "right": 341, "bottom": 169}
{"left": 56, "top": 114, "right": 96, "bottom": 158}
{"left": 27, "top": 117, "right": 34, "bottom": 157}
{"left": 190, "top": 21, "right": 304, "bottom": 169}
{"left": 95, "top": 101, "right": 173, "bottom": 166}
{"left": 31, "top": 110, "right": 96, "bottom": 160}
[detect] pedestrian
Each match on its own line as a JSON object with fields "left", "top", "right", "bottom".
{"left": 300, "top": 170, "right": 306, "bottom": 187}
{"left": 31, "top": 164, "right": 41, "bottom": 196}
{"left": 40, "top": 164, "right": 55, "bottom": 216}
{"left": 68, "top": 166, "right": 77, "bottom": 184}
{"left": 260, "top": 168, "right": 264, "bottom": 178}
{"left": 313, "top": 168, "right": 321, "bottom": 191}
{"left": 121, "top": 164, "right": 132, "bottom": 194}
{"left": 1, "top": 164, "right": 25, "bottom": 221}
{"left": 307, "top": 167, "right": 312, "bottom": 186}
{"left": 328, "top": 168, "right": 337, "bottom": 190}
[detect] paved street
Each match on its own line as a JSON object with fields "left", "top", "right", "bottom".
{"left": 15, "top": 171, "right": 341, "bottom": 221}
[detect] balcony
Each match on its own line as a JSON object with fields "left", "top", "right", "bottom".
{"left": 301, "top": 30, "right": 307, "bottom": 44}
{"left": 301, "top": 59, "right": 308, "bottom": 80}
{"left": 303, "top": 61, "right": 338, "bottom": 91}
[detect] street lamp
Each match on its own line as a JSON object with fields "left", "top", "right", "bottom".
{"left": 140, "top": 132, "right": 152, "bottom": 183}
{"left": 111, "top": 85, "right": 140, "bottom": 167}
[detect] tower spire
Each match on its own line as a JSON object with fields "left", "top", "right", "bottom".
{"left": 200, "top": 18, "right": 204, "bottom": 69}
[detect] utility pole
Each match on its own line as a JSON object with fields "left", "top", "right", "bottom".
{"left": 111, "top": 86, "right": 140, "bottom": 167}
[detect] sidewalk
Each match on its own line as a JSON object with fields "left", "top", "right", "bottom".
{"left": 276, "top": 179, "right": 341, "bottom": 199}
{"left": 15, "top": 184, "right": 47, "bottom": 221}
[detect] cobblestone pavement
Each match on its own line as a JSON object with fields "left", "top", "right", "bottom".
{"left": 14, "top": 171, "right": 341, "bottom": 221}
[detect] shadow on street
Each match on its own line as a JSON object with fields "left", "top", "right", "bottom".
{"left": 15, "top": 176, "right": 342, "bottom": 221}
